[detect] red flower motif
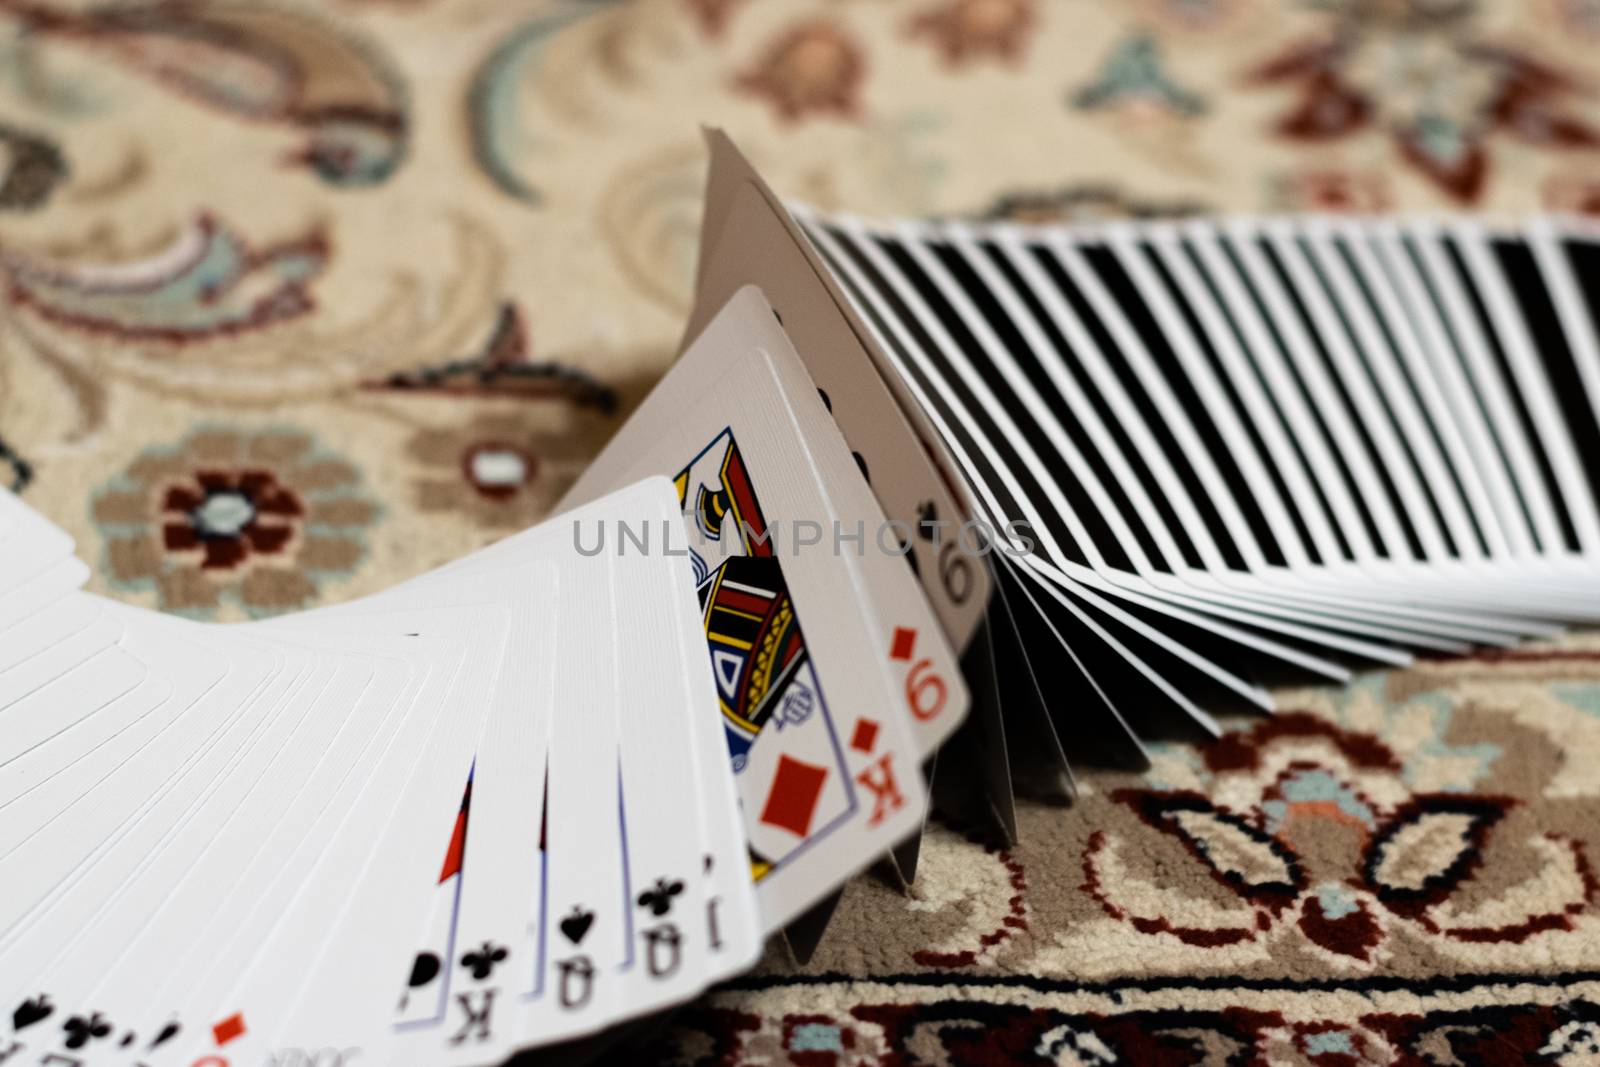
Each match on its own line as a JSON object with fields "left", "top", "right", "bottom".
{"left": 94, "top": 427, "right": 377, "bottom": 616}
{"left": 736, "top": 21, "right": 865, "bottom": 123}
{"left": 161, "top": 468, "right": 304, "bottom": 570}
{"left": 1247, "top": 9, "right": 1600, "bottom": 203}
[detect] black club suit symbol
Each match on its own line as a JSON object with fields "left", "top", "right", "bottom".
{"left": 637, "top": 877, "right": 685, "bottom": 917}
{"left": 460, "top": 941, "right": 509, "bottom": 980}
{"left": 63, "top": 1012, "right": 112, "bottom": 1050}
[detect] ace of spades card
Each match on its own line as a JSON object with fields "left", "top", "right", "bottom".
{"left": 560, "top": 286, "right": 965, "bottom": 931}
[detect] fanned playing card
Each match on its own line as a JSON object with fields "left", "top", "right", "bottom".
{"left": 771, "top": 182, "right": 1600, "bottom": 809}
{"left": 682, "top": 132, "right": 1600, "bottom": 958}
{"left": 559, "top": 286, "right": 969, "bottom": 936}
{"left": 0, "top": 480, "right": 767, "bottom": 1067}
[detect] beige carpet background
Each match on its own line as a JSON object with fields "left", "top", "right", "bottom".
{"left": 3, "top": 0, "right": 1600, "bottom": 1062}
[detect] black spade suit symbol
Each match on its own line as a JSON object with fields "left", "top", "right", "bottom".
{"left": 559, "top": 906, "right": 594, "bottom": 946}
{"left": 408, "top": 952, "right": 442, "bottom": 989}
{"left": 12, "top": 995, "right": 52, "bottom": 1031}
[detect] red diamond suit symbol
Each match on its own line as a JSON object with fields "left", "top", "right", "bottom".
{"left": 758, "top": 755, "right": 828, "bottom": 838}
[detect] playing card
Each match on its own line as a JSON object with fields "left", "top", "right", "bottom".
{"left": 1529, "top": 217, "right": 1600, "bottom": 593}
{"left": 342, "top": 480, "right": 760, "bottom": 1062}
{"left": 796, "top": 211, "right": 1250, "bottom": 748}
{"left": 1104, "top": 221, "right": 1525, "bottom": 647}
{"left": 979, "top": 220, "right": 1474, "bottom": 652}
{"left": 0, "top": 623, "right": 297, "bottom": 1039}
{"left": 806, "top": 213, "right": 1342, "bottom": 701}
{"left": 691, "top": 131, "right": 990, "bottom": 656}
{"left": 0, "top": 558, "right": 90, "bottom": 635}
{"left": 0, "top": 488, "right": 75, "bottom": 601}
{"left": 1444, "top": 223, "right": 1597, "bottom": 552}
{"left": 560, "top": 287, "right": 945, "bottom": 932}
{"left": 148, "top": 617, "right": 503, "bottom": 1067}
{"left": 0, "top": 594, "right": 101, "bottom": 675}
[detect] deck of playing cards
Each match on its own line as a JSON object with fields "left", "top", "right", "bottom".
{"left": 0, "top": 477, "right": 783, "bottom": 1065}
{"left": 8, "top": 126, "right": 1600, "bottom": 1064}
{"left": 0, "top": 266, "right": 968, "bottom": 1063}
{"left": 684, "top": 129, "right": 1600, "bottom": 936}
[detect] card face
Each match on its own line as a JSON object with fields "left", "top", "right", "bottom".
{"left": 0, "top": 479, "right": 755, "bottom": 1065}
{"left": 692, "top": 172, "right": 990, "bottom": 654}
{"left": 676, "top": 430, "right": 863, "bottom": 881}
{"left": 531, "top": 560, "right": 626, "bottom": 1043}
{"left": 392, "top": 774, "right": 474, "bottom": 1030}
{"left": 613, "top": 484, "right": 764, "bottom": 995}
{"left": 277, "top": 561, "right": 560, "bottom": 1062}
{"left": 0, "top": 558, "right": 90, "bottom": 634}
{"left": 161, "top": 622, "right": 500, "bottom": 1067}
{"left": 0, "top": 488, "right": 75, "bottom": 600}
{"left": 560, "top": 288, "right": 938, "bottom": 932}
{"left": 682, "top": 412, "right": 923, "bottom": 932}
{"left": 667, "top": 539, "right": 763, "bottom": 981}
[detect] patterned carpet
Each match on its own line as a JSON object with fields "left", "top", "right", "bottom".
{"left": 3, "top": 0, "right": 1600, "bottom": 1062}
